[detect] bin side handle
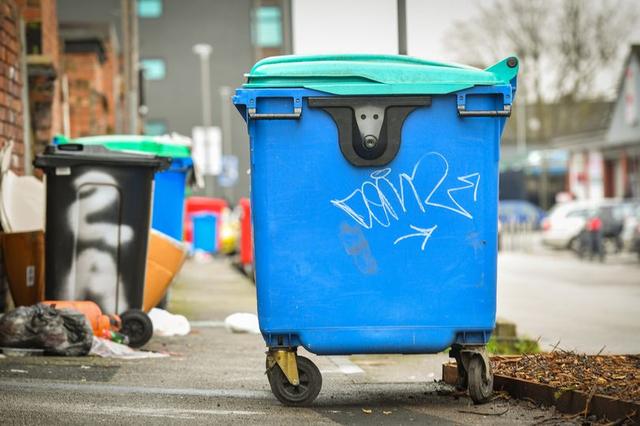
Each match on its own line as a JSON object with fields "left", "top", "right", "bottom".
{"left": 247, "top": 95, "right": 302, "bottom": 120}
{"left": 247, "top": 106, "right": 302, "bottom": 120}
{"left": 457, "top": 104, "right": 512, "bottom": 117}
{"left": 456, "top": 87, "right": 513, "bottom": 118}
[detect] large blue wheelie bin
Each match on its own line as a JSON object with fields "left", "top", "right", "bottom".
{"left": 233, "top": 54, "right": 519, "bottom": 406}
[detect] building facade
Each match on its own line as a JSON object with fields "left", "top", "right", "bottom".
{"left": 0, "top": 0, "right": 24, "bottom": 174}
{"left": 57, "top": 0, "right": 292, "bottom": 202}
{"left": 137, "top": 0, "right": 292, "bottom": 202}
{"left": 566, "top": 46, "right": 640, "bottom": 201}
{"left": 22, "top": 0, "right": 62, "bottom": 159}
{"left": 59, "top": 23, "right": 121, "bottom": 137}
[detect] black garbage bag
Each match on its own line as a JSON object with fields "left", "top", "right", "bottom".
{"left": 0, "top": 303, "right": 93, "bottom": 356}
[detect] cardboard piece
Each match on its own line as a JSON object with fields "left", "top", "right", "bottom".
{"left": 143, "top": 230, "right": 187, "bottom": 312}
{"left": 0, "top": 142, "right": 45, "bottom": 233}
{"left": 0, "top": 172, "right": 45, "bottom": 232}
{"left": 1, "top": 231, "right": 45, "bottom": 306}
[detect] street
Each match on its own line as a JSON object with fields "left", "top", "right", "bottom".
{"left": 498, "top": 249, "right": 640, "bottom": 354}
{"left": 0, "top": 254, "right": 612, "bottom": 425}
{"left": 0, "top": 251, "right": 608, "bottom": 425}
{"left": 1, "top": 0, "right": 639, "bottom": 423}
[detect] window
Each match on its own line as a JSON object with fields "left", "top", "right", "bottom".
{"left": 138, "top": 0, "right": 162, "bottom": 18}
{"left": 140, "top": 59, "right": 166, "bottom": 80}
{"left": 144, "top": 120, "right": 167, "bottom": 136}
{"left": 252, "top": 6, "right": 282, "bottom": 47}
{"left": 26, "top": 22, "right": 42, "bottom": 55}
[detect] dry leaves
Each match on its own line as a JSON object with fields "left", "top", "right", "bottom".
{"left": 492, "top": 352, "right": 640, "bottom": 402}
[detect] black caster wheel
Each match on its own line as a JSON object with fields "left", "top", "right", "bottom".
{"left": 467, "top": 354, "right": 493, "bottom": 404}
{"left": 267, "top": 355, "right": 322, "bottom": 406}
{"left": 120, "top": 309, "right": 154, "bottom": 348}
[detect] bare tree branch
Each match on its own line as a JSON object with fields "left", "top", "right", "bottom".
{"left": 444, "top": 0, "right": 637, "bottom": 104}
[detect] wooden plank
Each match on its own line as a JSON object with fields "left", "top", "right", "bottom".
{"left": 442, "top": 363, "right": 640, "bottom": 422}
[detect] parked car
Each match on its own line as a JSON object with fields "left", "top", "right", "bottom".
{"left": 627, "top": 203, "right": 640, "bottom": 261}
{"left": 499, "top": 200, "right": 546, "bottom": 229}
{"left": 541, "top": 201, "right": 592, "bottom": 250}
{"left": 541, "top": 199, "right": 623, "bottom": 251}
{"left": 620, "top": 200, "right": 640, "bottom": 251}
{"left": 632, "top": 221, "right": 640, "bottom": 261}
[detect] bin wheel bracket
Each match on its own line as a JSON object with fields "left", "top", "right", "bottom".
{"left": 308, "top": 96, "right": 431, "bottom": 167}
{"left": 266, "top": 348, "right": 299, "bottom": 386}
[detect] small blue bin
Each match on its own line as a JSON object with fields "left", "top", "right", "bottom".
{"left": 233, "top": 54, "right": 519, "bottom": 405}
{"left": 152, "top": 157, "right": 193, "bottom": 241}
{"left": 192, "top": 213, "right": 217, "bottom": 253}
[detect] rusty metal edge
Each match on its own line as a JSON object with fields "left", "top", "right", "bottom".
{"left": 442, "top": 363, "right": 639, "bottom": 422}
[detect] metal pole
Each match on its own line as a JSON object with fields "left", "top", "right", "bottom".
{"left": 200, "top": 55, "right": 211, "bottom": 127}
{"left": 129, "top": 0, "right": 139, "bottom": 133}
{"left": 121, "top": 0, "right": 130, "bottom": 133}
{"left": 193, "top": 44, "right": 214, "bottom": 197}
{"left": 219, "top": 86, "right": 232, "bottom": 156}
{"left": 541, "top": 154, "right": 550, "bottom": 210}
{"left": 121, "top": 0, "right": 139, "bottom": 133}
{"left": 193, "top": 44, "right": 212, "bottom": 127}
{"left": 18, "top": 19, "right": 33, "bottom": 175}
{"left": 219, "top": 86, "right": 233, "bottom": 201}
{"left": 397, "top": 0, "right": 407, "bottom": 55}
{"left": 61, "top": 76, "right": 71, "bottom": 137}
{"left": 201, "top": 54, "right": 214, "bottom": 197}
{"left": 516, "top": 84, "right": 527, "bottom": 155}
{"left": 282, "top": 0, "right": 293, "bottom": 54}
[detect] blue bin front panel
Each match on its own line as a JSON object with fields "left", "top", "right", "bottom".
{"left": 151, "top": 159, "right": 191, "bottom": 241}
{"left": 193, "top": 214, "right": 217, "bottom": 253}
{"left": 246, "top": 88, "right": 504, "bottom": 355}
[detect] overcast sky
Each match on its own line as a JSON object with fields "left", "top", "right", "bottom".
{"left": 292, "top": 0, "right": 640, "bottom": 64}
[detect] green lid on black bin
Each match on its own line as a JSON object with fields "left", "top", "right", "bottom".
{"left": 54, "top": 134, "right": 192, "bottom": 159}
{"left": 244, "top": 54, "right": 519, "bottom": 95}
{"left": 34, "top": 144, "right": 171, "bottom": 170}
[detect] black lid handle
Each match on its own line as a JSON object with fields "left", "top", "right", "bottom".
{"left": 57, "top": 143, "right": 84, "bottom": 151}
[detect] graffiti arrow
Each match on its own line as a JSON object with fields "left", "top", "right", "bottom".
{"left": 393, "top": 224, "right": 438, "bottom": 251}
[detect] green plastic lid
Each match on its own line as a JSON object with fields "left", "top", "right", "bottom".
{"left": 244, "top": 54, "right": 518, "bottom": 95}
{"left": 54, "top": 134, "right": 191, "bottom": 158}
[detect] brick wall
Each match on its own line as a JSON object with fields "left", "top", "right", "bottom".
{"left": 19, "top": 0, "right": 61, "bottom": 154}
{"left": 19, "top": 0, "right": 59, "bottom": 62}
{"left": 38, "top": 0, "right": 61, "bottom": 138}
{"left": 0, "top": 0, "right": 24, "bottom": 175}
{"left": 61, "top": 24, "right": 120, "bottom": 138}
{"left": 64, "top": 51, "right": 109, "bottom": 137}
{"left": 102, "top": 38, "right": 118, "bottom": 132}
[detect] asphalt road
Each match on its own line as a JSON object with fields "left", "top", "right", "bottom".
{"left": 0, "top": 257, "right": 571, "bottom": 425}
{"left": 497, "top": 249, "right": 640, "bottom": 354}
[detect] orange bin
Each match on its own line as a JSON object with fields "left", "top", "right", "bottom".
{"left": 143, "top": 229, "right": 188, "bottom": 312}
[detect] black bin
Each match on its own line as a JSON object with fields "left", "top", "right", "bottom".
{"left": 34, "top": 144, "right": 170, "bottom": 346}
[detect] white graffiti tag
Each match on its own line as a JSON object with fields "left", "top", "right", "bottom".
{"left": 331, "top": 152, "right": 480, "bottom": 251}
{"left": 65, "top": 171, "right": 134, "bottom": 312}
{"left": 393, "top": 224, "right": 438, "bottom": 251}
